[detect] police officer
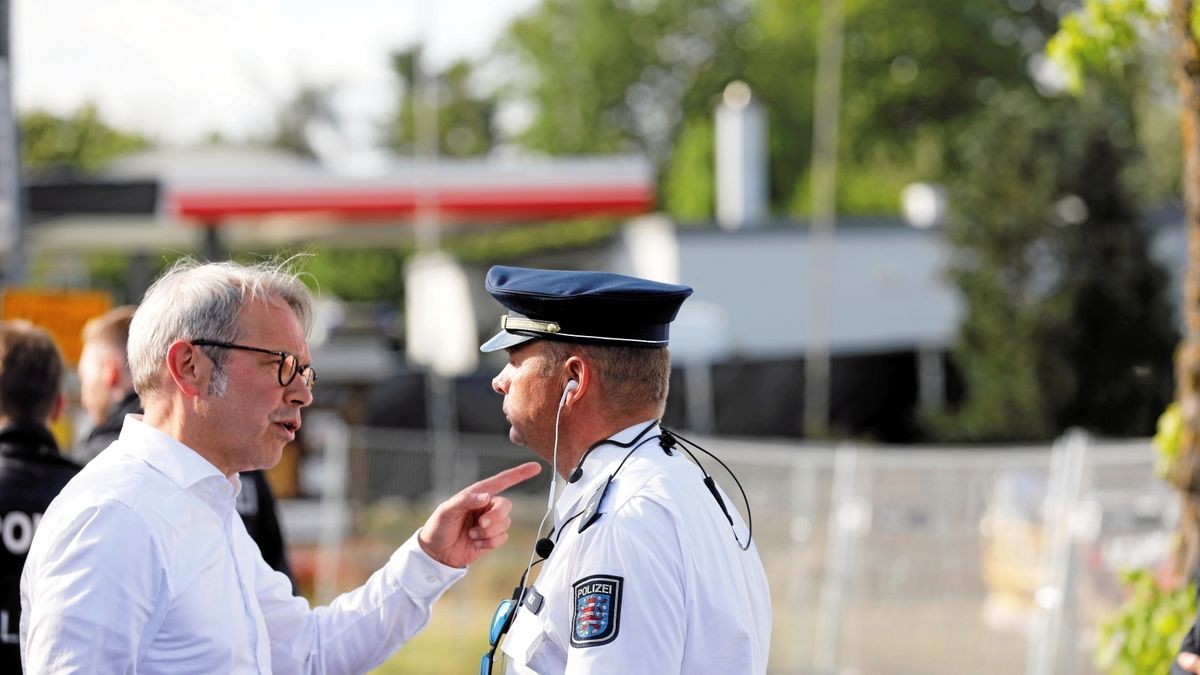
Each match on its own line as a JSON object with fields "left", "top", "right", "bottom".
{"left": 0, "top": 321, "right": 81, "bottom": 672}
{"left": 75, "top": 305, "right": 294, "bottom": 581}
{"left": 480, "top": 266, "right": 772, "bottom": 674}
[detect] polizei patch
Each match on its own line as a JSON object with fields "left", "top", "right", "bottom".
{"left": 570, "top": 574, "right": 623, "bottom": 648}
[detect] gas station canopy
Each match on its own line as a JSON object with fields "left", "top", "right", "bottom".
{"left": 24, "top": 148, "right": 656, "bottom": 254}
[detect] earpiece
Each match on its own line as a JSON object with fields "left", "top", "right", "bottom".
{"left": 558, "top": 379, "right": 578, "bottom": 407}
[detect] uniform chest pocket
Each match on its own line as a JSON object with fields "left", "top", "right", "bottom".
{"left": 501, "top": 609, "right": 554, "bottom": 667}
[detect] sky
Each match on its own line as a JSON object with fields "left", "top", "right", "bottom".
{"left": 12, "top": 0, "right": 538, "bottom": 147}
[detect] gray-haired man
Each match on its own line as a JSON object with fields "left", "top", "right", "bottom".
{"left": 22, "top": 259, "right": 538, "bottom": 673}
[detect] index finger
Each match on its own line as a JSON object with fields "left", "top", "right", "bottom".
{"left": 468, "top": 461, "right": 542, "bottom": 497}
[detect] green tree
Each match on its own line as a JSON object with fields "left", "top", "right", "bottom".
{"left": 751, "top": 0, "right": 1078, "bottom": 215}
{"left": 500, "top": 0, "right": 748, "bottom": 168}
{"left": 268, "top": 84, "right": 337, "bottom": 159}
{"left": 500, "top": 0, "right": 1076, "bottom": 218}
{"left": 20, "top": 104, "right": 149, "bottom": 174}
{"left": 385, "top": 48, "right": 496, "bottom": 158}
{"left": 661, "top": 117, "right": 715, "bottom": 219}
{"left": 1047, "top": 0, "right": 1200, "bottom": 612}
{"left": 932, "top": 86, "right": 1176, "bottom": 441}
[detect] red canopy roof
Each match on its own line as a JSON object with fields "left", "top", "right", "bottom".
{"left": 162, "top": 155, "right": 655, "bottom": 223}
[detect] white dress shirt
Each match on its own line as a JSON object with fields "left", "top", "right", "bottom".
{"left": 21, "top": 415, "right": 465, "bottom": 674}
{"left": 499, "top": 421, "right": 772, "bottom": 674}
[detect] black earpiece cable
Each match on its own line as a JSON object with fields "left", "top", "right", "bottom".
{"left": 661, "top": 427, "right": 754, "bottom": 551}
{"left": 567, "top": 420, "right": 659, "bottom": 483}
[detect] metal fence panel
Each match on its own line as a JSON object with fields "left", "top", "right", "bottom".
{"left": 289, "top": 427, "right": 1174, "bottom": 674}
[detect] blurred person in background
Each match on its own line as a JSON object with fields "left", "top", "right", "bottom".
{"left": 479, "top": 265, "right": 771, "bottom": 674}
{"left": 0, "top": 321, "right": 81, "bottom": 673}
{"left": 1176, "top": 621, "right": 1200, "bottom": 673}
{"left": 21, "top": 258, "right": 540, "bottom": 673}
{"left": 76, "top": 304, "right": 294, "bottom": 583}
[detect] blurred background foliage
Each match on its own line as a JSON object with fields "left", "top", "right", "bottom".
{"left": 20, "top": 103, "right": 149, "bottom": 175}
{"left": 1093, "top": 569, "right": 1194, "bottom": 675}
{"left": 930, "top": 84, "right": 1177, "bottom": 441}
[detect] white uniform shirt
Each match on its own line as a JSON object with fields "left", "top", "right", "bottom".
{"left": 500, "top": 421, "right": 771, "bottom": 674}
{"left": 20, "top": 415, "right": 465, "bottom": 674}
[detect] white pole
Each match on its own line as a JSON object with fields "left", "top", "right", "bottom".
{"left": 805, "top": 0, "right": 845, "bottom": 436}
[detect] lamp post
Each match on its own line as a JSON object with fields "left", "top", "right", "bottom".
{"left": 805, "top": 0, "right": 845, "bottom": 439}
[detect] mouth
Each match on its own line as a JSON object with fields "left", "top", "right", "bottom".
{"left": 275, "top": 420, "right": 300, "bottom": 439}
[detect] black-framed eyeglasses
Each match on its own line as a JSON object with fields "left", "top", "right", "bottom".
{"left": 480, "top": 594, "right": 518, "bottom": 675}
{"left": 190, "top": 339, "right": 317, "bottom": 390}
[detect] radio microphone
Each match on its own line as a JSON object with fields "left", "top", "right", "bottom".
{"left": 535, "top": 537, "right": 555, "bottom": 558}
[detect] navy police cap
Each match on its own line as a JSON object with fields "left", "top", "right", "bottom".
{"left": 480, "top": 265, "right": 693, "bottom": 352}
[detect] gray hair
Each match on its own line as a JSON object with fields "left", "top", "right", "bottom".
{"left": 128, "top": 257, "right": 315, "bottom": 398}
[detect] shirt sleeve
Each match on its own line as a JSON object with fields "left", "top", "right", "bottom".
{"left": 21, "top": 502, "right": 169, "bottom": 674}
{"left": 563, "top": 497, "right": 686, "bottom": 674}
{"left": 259, "top": 529, "right": 466, "bottom": 674}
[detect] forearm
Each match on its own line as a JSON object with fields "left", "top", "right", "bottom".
{"left": 265, "top": 533, "right": 466, "bottom": 673}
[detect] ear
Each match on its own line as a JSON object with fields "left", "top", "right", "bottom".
{"left": 562, "top": 355, "right": 589, "bottom": 406}
{"left": 102, "top": 352, "right": 123, "bottom": 388}
{"left": 165, "top": 341, "right": 208, "bottom": 397}
{"left": 47, "top": 392, "right": 66, "bottom": 424}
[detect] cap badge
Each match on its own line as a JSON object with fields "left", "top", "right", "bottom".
{"left": 501, "top": 315, "right": 561, "bottom": 334}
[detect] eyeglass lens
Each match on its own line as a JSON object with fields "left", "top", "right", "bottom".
{"left": 278, "top": 353, "right": 317, "bottom": 389}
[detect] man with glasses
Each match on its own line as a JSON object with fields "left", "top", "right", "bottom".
{"left": 21, "top": 258, "right": 539, "bottom": 673}
{"left": 479, "top": 265, "right": 771, "bottom": 674}
{"left": 75, "top": 305, "right": 296, "bottom": 588}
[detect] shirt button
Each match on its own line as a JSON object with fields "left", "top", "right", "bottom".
{"left": 426, "top": 575, "right": 437, "bottom": 583}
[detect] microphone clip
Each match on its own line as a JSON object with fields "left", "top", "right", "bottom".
{"left": 659, "top": 429, "right": 677, "bottom": 456}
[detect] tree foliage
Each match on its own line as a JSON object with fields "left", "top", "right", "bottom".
{"left": 500, "top": 0, "right": 1079, "bottom": 218}
{"left": 1094, "top": 569, "right": 1195, "bottom": 675}
{"left": 501, "top": 0, "right": 747, "bottom": 165}
{"left": 268, "top": 84, "right": 338, "bottom": 159}
{"left": 1047, "top": 0, "right": 1157, "bottom": 93}
{"left": 931, "top": 86, "right": 1176, "bottom": 440}
{"left": 1048, "top": 0, "right": 1200, "bottom": 587}
{"left": 20, "top": 104, "right": 149, "bottom": 174}
{"left": 385, "top": 48, "right": 496, "bottom": 158}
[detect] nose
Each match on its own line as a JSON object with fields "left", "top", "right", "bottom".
{"left": 492, "top": 369, "right": 509, "bottom": 395}
{"left": 286, "top": 373, "right": 314, "bottom": 408}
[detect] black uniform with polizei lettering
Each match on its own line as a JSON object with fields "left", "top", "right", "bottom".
{"left": 0, "top": 422, "right": 81, "bottom": 673}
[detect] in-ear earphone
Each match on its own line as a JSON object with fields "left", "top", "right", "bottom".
{"left": 559, "top": 379, "right": 578, "bottom": 407}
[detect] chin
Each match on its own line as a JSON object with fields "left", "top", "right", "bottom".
{"left": 262, "top": 447, "right": 285, "bottom": 470}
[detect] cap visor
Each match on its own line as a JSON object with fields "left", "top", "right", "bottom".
{"left": 480, "top": 330, "right": 536, "bottom": 353}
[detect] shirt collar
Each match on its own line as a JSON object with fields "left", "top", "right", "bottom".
{"left": 117, "top": 414, "right": 240, "bottom": 494}
{"left": 554, "top": 419, "right": 660, "bottom": 524}
{"left": 0, "top": 420, "right": 61, "bottom": 456}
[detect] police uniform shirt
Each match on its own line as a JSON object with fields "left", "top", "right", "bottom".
{"left": 500, "top": 421, "right": 772, "bottom": 674}
{"left": 0, "top": 422, "right": 80, "bottom": 673}
{"left": 21, "top": 415, "right": 465, "bottom": 674}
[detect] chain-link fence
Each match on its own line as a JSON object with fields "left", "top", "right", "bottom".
{"left": 283, "top": 420, "right": 1175, "bottom": 674}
